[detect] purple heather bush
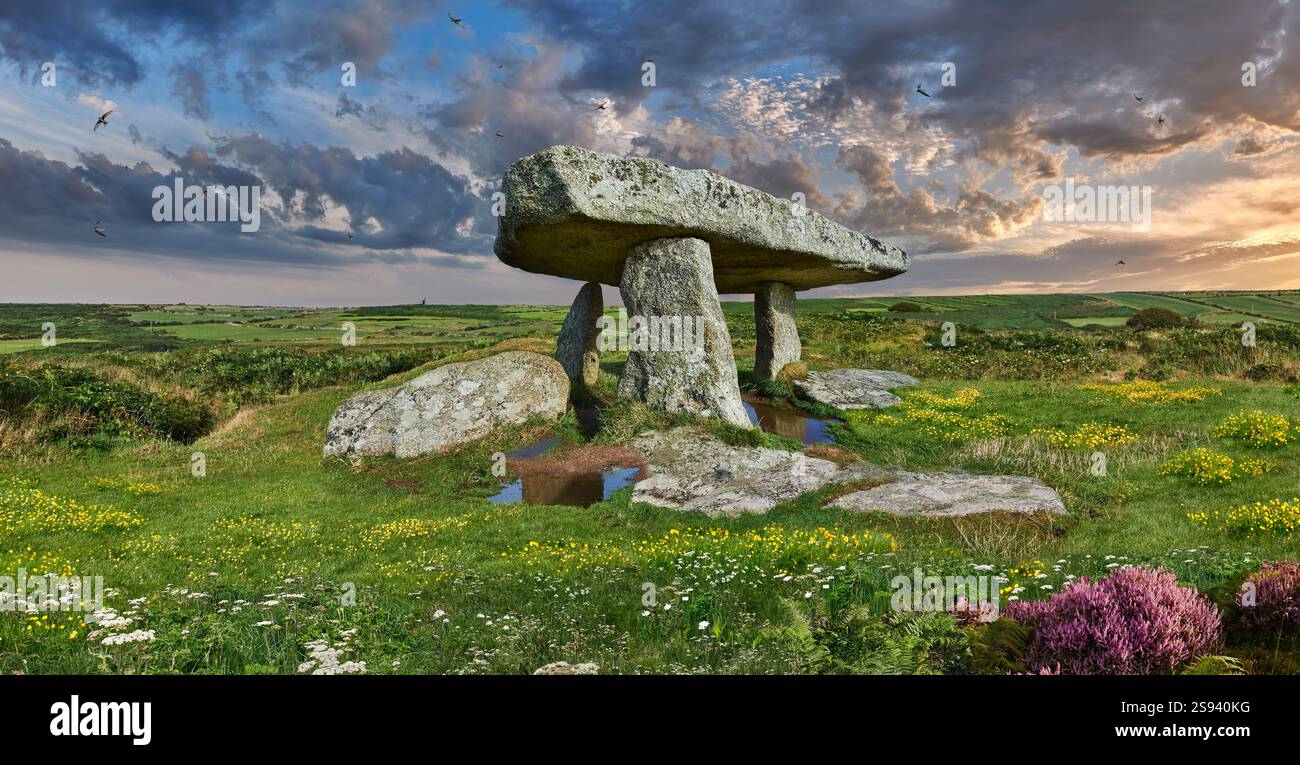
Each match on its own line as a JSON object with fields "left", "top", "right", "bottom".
{"left": 1005, "top": 566, "right": 1222, "bottom": 675}
{"left": 1234, "top": 562, "right": 1300, "bottom": 635}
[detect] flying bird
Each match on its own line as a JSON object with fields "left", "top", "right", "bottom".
{"left": 495, "top": 131, "right": 503, "bottom": 138}
{"left": 915, "top": 83, "right": 931, "bottom": 98}
{"left": 1114, "top": 259, "right": 1126, "bottom": 266}
{"left": 347, "top": 232, "right": 354, "bottom": 241}
{"left": 93, "top": 220, "right": 106, "bottom": 238}
{"left": 496, "top": 63, "right": 504, "bottom": 69}
{"left": 1157, "top": 114, "right": 1166, "bottom": 126}
{"left": 93, "top": 110, "right": 113, "bottom": 131}
{"left": 1133, "top": 93, "right": 1144, "bottom": 102}
{"left": 593, "top": 99, "right": 608, "bottom": 111}
{"left": 448, "top": 12, "right": 463, "bottom": 27}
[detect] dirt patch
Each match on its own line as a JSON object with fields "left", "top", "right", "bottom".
{"left": 384, "top": 478, "right": 423, "bottom": 492}
{"left": 804, "top": 444, "right": 859, "bottom": 465}
{"left": 492, "top": 337, "right": 555, "bottom": 353}
{"left": 207, "top": 406, "right": 265, "bottom": 441}
{"left": 505, "top": 444, "right": 648, "bottom": 481}
{"left": 820, "top": 478, "right": 891, "bottom": 503}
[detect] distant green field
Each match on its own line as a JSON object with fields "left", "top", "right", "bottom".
{"left": 1198, "top": 312, "right": 1264, "bottom": 325}
{"left": 157, "top": 323, "right": 337, "bottom": 342}
{"left": 1205, "top": 296, "right": 1300, "bottom": 323}
{"left": 127, "top": 306, "right": 304, "bottom": 325}
{"left": 0, "top": 338, "right": 103, "bottom": 353}
{"left": 1094, "top": 293, "right": 1216, "bottom": 315}
{"left": 1062, "top": 316, "right": 1129, "bottom": 327}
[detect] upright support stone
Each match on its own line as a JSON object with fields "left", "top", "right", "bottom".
{"left": 753, "top": 281, "right": 800, "bottom": 382}
{"left": 555, "top": 281, "right": 603, "bottom": 392}
{"left": 616, "top": 237, "right": 751, "bottom": 428}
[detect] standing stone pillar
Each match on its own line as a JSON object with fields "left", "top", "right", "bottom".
{"left": 753, "top": 281, "right": 800, "bottom": 382}
{"left": 555, "top": 281, "right": 603, "bottom": 392}
{"left": 616, "top": 237, "right": 751, "bottom": 428}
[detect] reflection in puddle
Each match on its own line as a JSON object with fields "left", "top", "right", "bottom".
{"left": 505, "top": 437, "right": 560, "bottom": 460}
{"left": 574, "top": 407, "right": 602, "bottom": 438}
{"left": 743, "top": 396, "right": 838, "bottom": 445}
{"left": 490, "top": 466, "right": 641, "bottom": 507}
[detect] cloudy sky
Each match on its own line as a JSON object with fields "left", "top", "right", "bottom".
{"left": 1, "top": 0, "right": 1298, "bottom": 306}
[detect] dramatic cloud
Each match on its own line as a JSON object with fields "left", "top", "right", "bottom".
{"left": 1, "top": 0, "right": 1299, "bottom": 305}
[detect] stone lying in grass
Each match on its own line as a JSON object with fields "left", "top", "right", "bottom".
{"left": 323, "top": 351, "right": 569, "bottom": 458}
{"left": 828, "top": 471, "right": 1066, "bottom": 517}
{"left": 793, "top": 368, "right": 920, "bottom": 410}
{"left": 629, "top": 427, "right": 890, "bottom": 517}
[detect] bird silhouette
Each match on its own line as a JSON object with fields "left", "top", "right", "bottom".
{"left": 496, "top": 63, "right": 504, "bottom": 69}
{"left": 915, "top": 83, "right": 931, "bottom": 98}
{"left": 1133, "top": 93, "right": 1144, "bottom": 102}
{"left": 93, "top": 110, "right": 113, "bottom": 131}
{"left": 448, "top": 12, "right": 463, "bottom": 27}
{"left": 94, "top": 220, "right": 106, "bottom": 238}
{"left": 593, "top": 99, "right": 608, "bottom": 111}
{"left": 1157, "top": 114, "right": 1166, "bottom": 126}
{"left": 495, "top": 131, "right": 503, "bottom": 138}
{"left": 347, "top": 232, "right": 354, "bottom": 241}
{"left": 1115, "top": 259, "right": 1126, "bottom": 266}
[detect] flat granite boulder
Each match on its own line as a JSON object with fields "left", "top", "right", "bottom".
{"left": 794, "top": 368, "right": 920, "bottom": 410}
{"left": 828, "top": 471, "right": 1066, "bottom": 517}
{"left": 630, "top": 427, "right": 890, "bottom": 516}
{"left": 324, "top": 351, "right": 569, "bottom": 458}
{"left": 495, "top": 146, "right": 909, "bottom": 293}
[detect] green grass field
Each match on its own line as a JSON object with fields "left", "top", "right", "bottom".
{"left": 2, "top": 293, "right": 1297, "bottom": 675}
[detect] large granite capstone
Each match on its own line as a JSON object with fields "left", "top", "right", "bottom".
{"left": 495, "top": 146, "right": 909, "bottom": 293}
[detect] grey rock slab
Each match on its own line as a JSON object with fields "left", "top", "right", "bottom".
{"left": 555, "top": 281, "right": 603, "bottom": 390}
{"left": 828, "top": 471, "right": 1067, "bottom": 517}
{"left": 324, "top": 351, "right": 569, "bottom": 458}
{"left": 753, "top": 280, "right": 801, "bottom": 382}
{"left": 495, "top": 145, "right": 909, "bottom": 293}
{"left": 794, "top": 368, "right": 920, "bottom": 410}
{"left": 629, "top": 427, "right": 891, "bottom": 517}
{"left": 616, "top": 237, "right": 750, "bottom": 428}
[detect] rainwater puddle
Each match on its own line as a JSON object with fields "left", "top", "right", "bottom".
{"left": 742, "top": 395, "right": 838, "bottom": 445}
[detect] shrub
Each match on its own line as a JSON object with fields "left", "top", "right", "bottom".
{"left": 1231, "top": 562, "right": 1300, "bottom": 639}
{"left": 760, "top": 598, "right": 970, "bottom": 675}
{"left": 1032, "top": 422, "right": 1141, "bottom": 449}
{"left": 0, "top": 362, "right": 215, "bottom": 444}
{"left": 1213, "top": 410, "right": 1294, "bottom": 447}
{"left": 966, "top": 617, "right": 1033, "bottom": 674}
{"left": 1005, "top": 566, "right": 1222, "bottom": 674}
{"left": 1189, "top": 497, "right": 1300, "bottom": 536}
{"left": 157, "top": 346, "right": 444, "bottom": 404}
{"left": 1180, "top": 655, "right": 1247, "bottom": 675}
{"left": 1243, "top": 362, "right": 1295, "bottom": 382}
{"left": 888, "top": 301, "right": 924, "bottom": 313}
{"left": 1126, "top": 307, "right": 1183, "bottom": 330}
{"left": 1158, "top": 448, "right": 1274, "bottom": 485}
{"left": 775, "top": 361, "right": 808, "bottom": 382}
{"left": 1080, "top": 380, "right": 1220, "bottom": 404}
